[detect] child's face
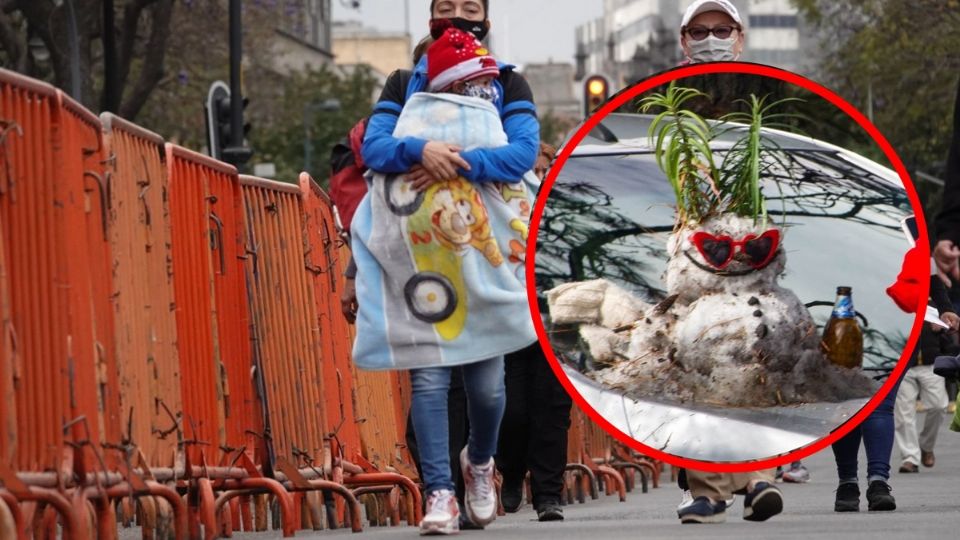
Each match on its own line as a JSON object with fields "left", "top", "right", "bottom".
{"left": 450, "top": 76, "right": 498, "bottom": 102}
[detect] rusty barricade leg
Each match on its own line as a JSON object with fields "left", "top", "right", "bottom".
{"left": 271, "top": 458, "right": 362, "bottom": 533}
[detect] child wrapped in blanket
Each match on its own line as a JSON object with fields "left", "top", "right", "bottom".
{"left": 351, "top": 24, "right": 540, "bottom": 534}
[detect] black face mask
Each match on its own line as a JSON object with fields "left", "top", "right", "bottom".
{"left": 430, "top": 17, "right": 488, "bottom": 42}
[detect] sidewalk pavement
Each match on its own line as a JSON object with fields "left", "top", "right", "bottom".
{"left": 121, "top": 416, "right": 960, "bottom": 539}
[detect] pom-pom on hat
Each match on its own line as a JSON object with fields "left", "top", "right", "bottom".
{"left": 427, "top": 22, "right": 500, "bottom": 92}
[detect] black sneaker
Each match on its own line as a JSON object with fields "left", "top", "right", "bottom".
{"left": 866, "top": 480, "right": 896, "bottom": 512}
{"left": 535, "top": 500, "right": 564, "bottom": 522}
{"left": 501, "top": 482, "right": 522, "bottom": 513}
{"left": 678, "top": 496, "right": 727, "bottom": 524}
{"left": 742, "top": 482, "right": 783, "bottom": 522}
{"left": 834, "top": 482, "right": 859, "bottom": 512}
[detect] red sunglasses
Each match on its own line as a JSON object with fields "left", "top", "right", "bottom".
{"left": 690, "top": 229, "right": 781, "bottom": 270}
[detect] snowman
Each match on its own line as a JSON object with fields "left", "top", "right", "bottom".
{"left": 546, "top": 87, "right": 877, "bottom": 407}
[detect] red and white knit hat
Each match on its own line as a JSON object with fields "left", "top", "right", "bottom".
{"left": 427, "top": 23, "right": 500, "bottom": 92}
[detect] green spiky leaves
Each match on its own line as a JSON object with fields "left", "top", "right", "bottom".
{"left": 640, "top": 83, "right": 802, "bottom": 228}
{"left": 639, "top": 84, "right": 719, "bottom": 226}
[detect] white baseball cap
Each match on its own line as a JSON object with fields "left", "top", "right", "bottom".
{"left": 681, "top": 0, "right": 743, "bottom": 29}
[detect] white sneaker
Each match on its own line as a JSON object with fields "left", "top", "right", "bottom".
{"left": 420, "top": 489, "right": 460, "bottom": 536}
{"left": 460, "top": 447, "right": 497, "bottom": 527}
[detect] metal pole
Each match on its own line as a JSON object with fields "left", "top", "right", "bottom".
{"left": 229, "top": 0, "right": 243, "bottom": 149}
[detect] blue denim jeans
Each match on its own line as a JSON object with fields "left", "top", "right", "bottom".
{"left": 831, "top": 377, "right": 901, "bottom": 484}
{"left": 410, "top": 356, "right": 505, "bottom": 494}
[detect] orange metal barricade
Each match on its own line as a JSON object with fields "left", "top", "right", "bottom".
{"left": 166, "top": 143, "right": 229, "bottom": 464}
{"left": 206, "top": 166, "right": 258, "bottom": 462}
{"left": 297, "top": 176, "right": 362, "bottom": 464}
{"left": 101, "top": 113, "right": 182, "bottom": 468}
{"left": 0, "top": 70, "right": 118, "bottom": 474}
{"left": 299, "top": 173, "right": 421, "bottom": 527}
{"left": 239, "top": 175, "right": 326, "bottom": 466}
{"left": 0, "top": 197, "right": 13, "bottom": 467}
{"left": 56, "top": 89, "right": 122, "bottom": 470}
{"left": 239, "top": 175, "right": 357, "bottom": 533}
{"left": 580, "top": 411, "right": 626, "bottom": 501}
{"left": 0, "top": 70, "right": 70, "bottom": 474}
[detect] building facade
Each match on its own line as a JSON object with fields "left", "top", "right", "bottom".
{"left": 575, "top": 0, "right": 812, "bottom": 87}
{"left": 332, "top": 21, "right": 412, "bottom": 79}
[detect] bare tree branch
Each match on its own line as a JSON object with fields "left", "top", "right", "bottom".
{"left": 0, "top": 8, "right": 25, "bottom": 70}
{"left": 118, "top": 0, "right": 172, "bottom": 120}
{"left": 116, "top": 0, "right": 160, "bottom": 97}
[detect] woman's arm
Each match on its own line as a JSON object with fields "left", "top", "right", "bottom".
{"left": 362, "top": 69, "right": 471, "bottom": 177}
{"left": 458, "top": 70, "right": 541, "bottom": 183}
{"left": 361, "top": 69, "right": 429, "bottom": 173}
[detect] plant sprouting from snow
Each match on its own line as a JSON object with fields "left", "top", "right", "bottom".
{"left": 639, "top": 83, "right": 721, "bottom": 227}
{"left": 640, "top": 83, "right": 804, "bottom": 228}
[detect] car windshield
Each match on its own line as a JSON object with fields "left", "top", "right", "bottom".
{"left": 536, "top": 147, "right": 916, "bottom": 370}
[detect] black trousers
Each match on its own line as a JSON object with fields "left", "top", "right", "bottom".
{"left": 496, "top": 342, "right": 573, "bottom": 506}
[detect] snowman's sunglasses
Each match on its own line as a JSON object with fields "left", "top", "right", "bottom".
{"left": 690, "top": 230, "right": 780, "bottom": 270}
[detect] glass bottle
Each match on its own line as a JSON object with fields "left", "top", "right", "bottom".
{"left": 822, "top": 286, "right": 863, "bottom": 369}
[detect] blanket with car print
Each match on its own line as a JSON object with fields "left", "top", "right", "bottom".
{"left": 350, "top": 92, "right": 538, "bottom": 370}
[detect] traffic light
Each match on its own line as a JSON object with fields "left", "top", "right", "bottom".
{"left": 205, "top": 80, "right": 252, "bottom": 165}
{"left": 584, "top": 75, "right": 610, "bottom": 117}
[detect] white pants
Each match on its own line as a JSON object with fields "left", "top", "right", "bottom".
{"left": 894, "top": 365, "right": 948, "bottom": 465}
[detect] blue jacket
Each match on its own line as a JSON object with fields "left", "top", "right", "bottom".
{"left": 361, "top": 56, "right": 540, "bottom": 183}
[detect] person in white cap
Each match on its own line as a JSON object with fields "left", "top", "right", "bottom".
{"left": 680, "top": 0, "right": 746, "bottom": 64}
{"left": 673, "top": 0, "right": 785, "bottom": 526}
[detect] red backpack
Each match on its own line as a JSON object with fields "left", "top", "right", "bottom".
{"left": 328, "top": 117, "right": 369, "bottom": 234}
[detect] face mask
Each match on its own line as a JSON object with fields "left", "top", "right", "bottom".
{"left": 687, "top": 35, "right": 738, "bottom": 63}
{"left": 462, "top": 81, "right": 499, "bottom": 103}
{"left": 430, "top": 17, "right": 488, "bottom": 41}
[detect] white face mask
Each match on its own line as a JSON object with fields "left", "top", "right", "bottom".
{"left": 687, "top": 34, "right": 738, "bottom": 63}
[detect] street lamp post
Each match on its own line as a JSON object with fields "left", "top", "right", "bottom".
{"left": 222, "top": 0, "right": 253, "bottom": 168}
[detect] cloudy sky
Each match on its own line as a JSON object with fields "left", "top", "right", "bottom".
{"left": 331, "top": 0, "right": 605, "bottom": 67}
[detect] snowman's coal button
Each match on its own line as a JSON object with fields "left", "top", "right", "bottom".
{"left": 756, "top": 323, "right": 768, "bottom": 338}
{"left": 753, "top": 310, "right": 763, "bottom": 317}
{"left": 748, "top": 296, "right": 760, "bottom": 306}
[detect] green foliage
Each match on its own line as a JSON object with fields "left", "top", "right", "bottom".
{"left": 719, "top": 96, "right": 804, "bottom": 224}
{"left": 247, "top": 66, "right": 379, "bottom": 185}
{"left": 790, "top": 0, "right": 960, "bottom": 182}
{"left": 640, "top": 83, "right": 804, "bottom": 226}
{"left": 639, "top": 83, "right": 720, "bottom": 225}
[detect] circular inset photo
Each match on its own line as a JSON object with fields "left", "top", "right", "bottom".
{"left": 530, "top": 64, "right": 926, "bottom": 468}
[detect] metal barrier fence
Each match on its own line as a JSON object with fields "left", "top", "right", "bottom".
{"left": 101, "top": 113, "right": 182, "bottom": 470}
{"left": 0, "top": 66, "right": 655, "bottom": 538}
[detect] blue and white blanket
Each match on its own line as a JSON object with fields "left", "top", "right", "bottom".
{"left": 351, "top": 92, "right": 538, "bottom": 370}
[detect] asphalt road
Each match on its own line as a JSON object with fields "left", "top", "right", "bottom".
{"left": 120, "top": 415, "right": 960, "bottom": 539}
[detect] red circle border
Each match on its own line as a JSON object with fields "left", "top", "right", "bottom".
{"left": 525, "top": 62, "right": 929, "bottom": 472}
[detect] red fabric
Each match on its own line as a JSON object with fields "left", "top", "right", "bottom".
{"left": 885, "top": 246, "right": 928, "bottom": 314}
{"left": 426, "top": 26, "right": 499, "bottom": 91}
{"left": 329, "top": 119, "right": 369, "bottom": 232}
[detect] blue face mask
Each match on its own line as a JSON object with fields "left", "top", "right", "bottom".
{"left": 463, "top": 82, "right": 499, "bottom": 103}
